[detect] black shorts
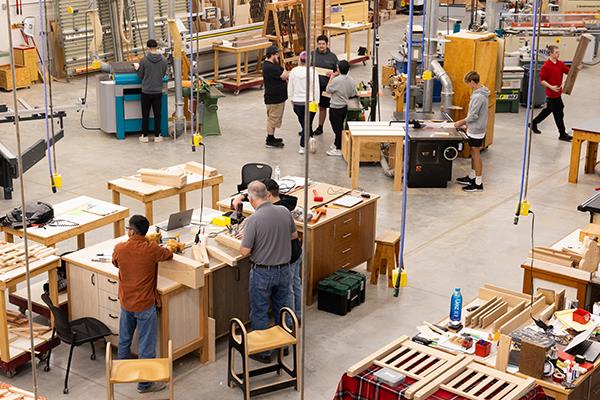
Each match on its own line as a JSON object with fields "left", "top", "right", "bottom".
{"left": 468, "top": 136, "right": 484, "bottom": 148}
{"left": 319, "top": 95, "right": 330, "bottom": 108}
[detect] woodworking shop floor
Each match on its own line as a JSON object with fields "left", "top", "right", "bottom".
{"left": 1, "top": 15, "right": 600, "bottom": 400}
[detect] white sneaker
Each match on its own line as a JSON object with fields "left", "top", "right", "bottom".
{"left": 329, "top": 144, "right": 337, "bottom": 151}
{"left": 309, "top": 138, "right": 317, "bottom": 154}
{"left": 154, "top": 135, "right": 164, "bottom": 143}
{"left": 139, "top": 135, "right": 149, "bottom": 143}
{"left": 299, "top": 147, "right": 305, "bottom": 154}
{"left": 326, "top": 148, "right": 343, "bottom": 157}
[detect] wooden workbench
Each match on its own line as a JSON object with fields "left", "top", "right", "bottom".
{"left": 569, "top": 119, "right": 600, "bottom": 184}
{"left": 62, "top": 237, "right": 210, "bottom": 362}
{"left": 213, "top": 41, "right": 271, "bottom": 95}
{"left": 323, "top": 22, "right": 372, "bottom": 65}
{"left": 1, "top": 196, "right": 129, "bottom": 249}
{"left": 0, "top": 255, "right": 60, "bottom": 377}
{"left": 107, "top": 163, "right": 223, "bottom": 224}
{"left": 217, "top": 182, "right": 378, "bottom": 305}
{"left": 347, "top": 121, "right": 404, "bottom": 191}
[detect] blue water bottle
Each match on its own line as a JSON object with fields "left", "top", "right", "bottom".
{"left": 449, "top": 288, "right": 463, "bottom": 328}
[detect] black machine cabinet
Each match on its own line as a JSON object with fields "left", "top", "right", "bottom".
{"left": 406, "top": 126, "right": 466, "bottom": 188}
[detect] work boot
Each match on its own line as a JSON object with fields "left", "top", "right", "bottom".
{"left": 559, "top": 134, "right": 573, "bottom": 142}
{"left": 265, "top": 135, "right": 284, "bottom": 148}
{"left": 529, "top": 123, "right": 541, "bottom": 134}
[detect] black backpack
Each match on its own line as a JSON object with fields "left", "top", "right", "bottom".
{"left": 1, "top": 201, "right": 54, "bottom": 229}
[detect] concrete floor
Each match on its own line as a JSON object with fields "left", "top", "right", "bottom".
{"left": 0, "top": 14, "right": 599, "bottom": 400}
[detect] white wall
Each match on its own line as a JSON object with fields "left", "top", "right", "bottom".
{"left": 0, "top": 0, "right": 54, "bottom": 65}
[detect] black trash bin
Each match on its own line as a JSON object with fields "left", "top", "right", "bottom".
{"left": 520, "top": 64, "right": 546, "bottom": 108}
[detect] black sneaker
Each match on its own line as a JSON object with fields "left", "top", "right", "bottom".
{"left": 313, "top": 126, "right": 324, "bottom": 136}
{"left": 456, "top": 176, "right": 475, "bottom": 186}
{"left": 266, "top": 136, "right": 284, "bottom": 148}
{"left": 529, "top": 123, "right": 541, "bottom": 134}
{"left": 463, "top": 182, "right": 484, "bottom": 192}
{"left": 273, "top": 136, "right": 283, "bottom": 142}
{"left": 558, "top": 134, "right": 572, "bottom": 142}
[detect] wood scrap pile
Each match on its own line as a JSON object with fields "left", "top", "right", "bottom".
{"left": 0, "top": 243, "right": 56, "bottom": 275}
{"left": 138, "top": 168, "right": 187, "bottom": 188}
{"left": 0, "top": 382, "right": 47, "bottom": 400}
{"left": 7, "top": 310, "right": 51, "bottom": 340}
{"left": 528, "top": 246, "right": 584, "bottom": 269}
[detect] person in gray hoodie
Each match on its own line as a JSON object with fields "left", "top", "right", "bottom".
{"left": 137, "top": 39, "right": 168, "bottom": 143}
{"left": 454, "top": 71, "right": 490, "bottom": 192}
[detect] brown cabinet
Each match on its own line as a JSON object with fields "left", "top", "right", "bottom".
{"left": 209, "top": 260, "right": 251, "bottom": 338}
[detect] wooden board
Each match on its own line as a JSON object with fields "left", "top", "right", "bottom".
{"left": 465, "top": 297, "right": 499, "bottom": 327}
{"left": 499, "top": 296, "right": 546, "bottom": 334}
{"left": 492, "top": 301, "right": 527, "bottom": 332}
{"left": 206, "top": 245, "right": 238, "bottom": 266}
{"left": 563, "top": 34, "right": 591, "bottom": 95}
{"left": 158, "top": 254, "right": 205, "bottom": 289}
{"left": 139, "top": 168, "right": 187, "bottom": 187}
{"left": 480, "top": 302, "right": 509, "bottom": 328}
{"left": 183, "top": 162, "right": 218, "bottom": 177}
{"left": 496, "top": 334, "right": 512, "bottom": 372}
{"left": 215, "top": 233, "right": 242, "bottom": 251}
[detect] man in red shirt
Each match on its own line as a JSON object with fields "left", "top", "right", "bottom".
{"left": 531, "top": 45, "right": 572, "bottom": 142}
{"left": 112, "top": 215, "right": 173, "bottom": 393}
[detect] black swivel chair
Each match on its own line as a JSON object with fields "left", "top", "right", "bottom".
{"left": 237, "top": 163, "right": 272, "bottom": 192}
{"left": 41, "top": 293, "right": 112, "bottom": 394}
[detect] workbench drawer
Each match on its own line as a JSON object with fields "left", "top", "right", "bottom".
{"left": 333, "top": 211, "right": 359, "bottom": 238}
{"left": 98, "top": 275, "right": 119, "bottom": 295}
{"left": 98, "top": 291, "right": 121, "bottom": 313}
{"left": 98, "top": 307, "right": 121, "bottom": 334}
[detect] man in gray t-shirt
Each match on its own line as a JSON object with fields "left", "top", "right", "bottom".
{"left": 325, "top": 60, "right": 357, "bottom": 156}
{"left": 240, "top": 181, "right": 297, "bottom": 362}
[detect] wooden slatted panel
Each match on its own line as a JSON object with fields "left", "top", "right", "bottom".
{"left": 479, "top": 380, "right": 508, "bottom": 399}
{"left": 456, "top": 372, "right": 485, "bottom": 392}
{"left": 489, "top": 383, "right": 517, "bottom": 400}
{"left": 447, "top": 369, "right": 475, "bottom": 388}
{"left": 379, "top": 346, "right": 410, "bottom": 365}
{"left": 415, "top": 357, "right": 443, "bottom": 376}
{"left": 401, "top": 353, "right": 430, "bottom": 372}
{"left": 469, "top": 376, "right": 496, "bottom": 397}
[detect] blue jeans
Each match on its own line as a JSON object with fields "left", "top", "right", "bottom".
{"left": 289, "top": 255, "right": 302, "bottom": 320}
{"left": 249, "top": 264, "right": 292, "bottom": 331}
{"left": 118, "top": 305, "right": 157, "bottom": 391}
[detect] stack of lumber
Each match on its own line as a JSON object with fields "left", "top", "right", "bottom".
{"left": 7, "top": 310, "right": 51, "bottom": 340}
{"left": 528, "top": 246, "right": 582, "bottom": 268}
{"left": 0, "top": 243, "right": 56, "bottom": 275}
{"left": 183, "top": 162, "right": 219, "bottom": 177}
{"left": 0, "top": 382, "right": 47, "bottom": 400}
{"left": 138, "top": 168, "right": 187, "bottom": 188}
{"left": 231, "top": 36, "right": 270, "bottom": 47}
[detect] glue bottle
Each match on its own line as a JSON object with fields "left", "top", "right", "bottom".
{"left": 449, "top": 288, "right": 463, "bottom": 328}
{"left": 274, "top": 165, "right": 281, "bottom": 181}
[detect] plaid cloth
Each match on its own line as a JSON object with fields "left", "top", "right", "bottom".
{"left": 334, "top": 366, "right": 546, "bottom": 400}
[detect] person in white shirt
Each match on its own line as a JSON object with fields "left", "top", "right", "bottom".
{"left": 287, "top": 51, "right": 320, "bottom": 154}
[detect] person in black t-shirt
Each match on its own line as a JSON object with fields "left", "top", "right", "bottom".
{"left": 262, "top": 45, "right": 288, "bottom": 148}
{"left": 311, "top": 35, "right": 339, "bottom": 137}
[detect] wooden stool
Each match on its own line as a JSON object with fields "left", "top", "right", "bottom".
{"left": 370, "top": 230, "right": 401, "bottom": 287}
{"left": 228, "top": 307, "right": 299, "bottom": 400}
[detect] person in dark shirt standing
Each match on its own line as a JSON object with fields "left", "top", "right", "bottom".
{"left": 137, "top": 39, "right": 168, "bottom": 143}
{"left": 112, "top": 215, "right": 173, "bottom": 393}
{"left": 262, "top": 45, "right": 288, "bottom": 148}
{"left": 531, "top": 45, "right": 573, "bottom": 142}
{"left": 312, "top": 35, "right": 339, "bottom": 136}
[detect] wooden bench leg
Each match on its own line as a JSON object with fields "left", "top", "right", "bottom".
{"left": 585, "top": 141, "right": 598, "bottom": 174}
{"left": 370, "top": 245, "right": 383, "bottom": 285}
{"left": 386, "top": 247, "right": 396, "bottom": 288}
{"left": 569, "top": 137, "right": 583, "bottom": 183}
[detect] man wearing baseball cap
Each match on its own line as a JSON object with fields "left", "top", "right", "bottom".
{"left": 262, "top": 45, "right": 288, "bottom": 148}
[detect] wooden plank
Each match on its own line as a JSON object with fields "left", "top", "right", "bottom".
{"left": 499, "top": 297, "right": 546, "bottom": 334}
{"left": 465, "top": 297, "right": 498, "bottom": 326}
{"left": 158, "top": 254, "right": 205, "bottom": 289}
{"left": 191, "top": 243, "right": 209, "bottom": 264}
{"left": 206, "top": 245, "right": 238, "bottom": 267}
{"left": 346, "top": 336, "right": 409, "bottom": 377}
{"left": 214, "top": 233, "right": 242, "bottom": 251}
{"left": 522, "top": 259, "right": 592, "bottom": 282}
{"left": 208, "top": 317, "right": 216, "bottom": 363}
{"left": 480, "top": 302, "right": 509, "bottom": 328}
{"left": 183, "top": 162, "right": 218, "bottom": 177}
{"left": 563, "top": 34, "right": 592, "bottom": 95}
{"left": 139, "top": 168, "right": 187, "bottom": 187}
{"left": 492, "top": 301, "right": 526, "bottom": 332}
{"left": 447, "top": 368, "right": 475, "bottom": 388}
{"left": 479, "top": 379, "right": 506, "bottom": 399}
{"left": 482, "top": 284, "right": 532, "bottom": 301}
{"left": 468, "top": 375, "right": 496, "bottom": 397}
{"left": 473, "top": 298, "right": 503, "bottom": 327}
{"left": 457, "top": 371, "right": 484, "bottom": 392}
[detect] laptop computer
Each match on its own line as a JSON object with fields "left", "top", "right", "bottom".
{"left": 156, "top": 209, "right": 193, "bottom": 232}
{"left": 565, "top": 326, "right": 600, "bottom": 363}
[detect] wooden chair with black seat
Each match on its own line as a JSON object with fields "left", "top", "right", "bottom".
{"left": 41, "top": 293, "right": 112, "bottom": 394}
{"left": 228, "top": 307, "right": 299, "bottom": 400}
{"left": 237, "top": 163, "right": 272, "bottom": 192}
{"left": 106, "top": 340, "right": 174, "bottom": 400}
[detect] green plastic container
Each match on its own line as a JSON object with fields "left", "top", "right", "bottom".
{"left": 496, "top": 89, "right": 520, "bottom": 113}
{"left": 318, "top": 271, "right": 364, "bottom": 316}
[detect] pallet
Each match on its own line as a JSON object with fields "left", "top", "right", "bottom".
{"left": 412, "top": 357, "right": 536, "bottom": 400}
{"left": 0, "top": 243, "right": 56, "bottom": 274}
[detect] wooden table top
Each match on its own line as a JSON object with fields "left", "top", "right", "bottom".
{"left": 323, "top": 22, "right": 372, "bottom": 32}
{"left": 217, "top": 180, "right": 379, "bottom": 229}
{"left": 213, "top": 42, "right": 271, "bottom": 52}
{"left": 348, "top": 121, "right": 406, "bottom": 137}
{"left": 0, "top": 255, "right": 60, "bottom": 289}
{"left": 107, "top": 163, "right": 223, "bottom": 198}
{"left": 573, "top": 118, "right": 600, "bottom": 135}
{"left": 1, "top": 196, "right": 128, "bottom": 243}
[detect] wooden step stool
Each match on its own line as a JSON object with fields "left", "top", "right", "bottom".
{"left": 370, "top": 230, "right": 401, "bottom": 287}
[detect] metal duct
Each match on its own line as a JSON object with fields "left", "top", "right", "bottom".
{"left": 430, "top": 59, "right": 454, "bottom": 111}
{"left": 422, "top": 0, "right": 438, "bottom": 112}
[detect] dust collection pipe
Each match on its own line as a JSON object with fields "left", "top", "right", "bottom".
{"left": 430, "top": 59, "right": 454, "bottom": 111}
{"left": 168, "top": 0, "right": 185, "bottom": 136}
{"left": 422, "top": 0, "right": 438, "bottom": 113}
{"left": 4, "top": 1, "right": 38, "bottom": 397}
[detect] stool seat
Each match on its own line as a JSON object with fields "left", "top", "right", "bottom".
{"left": 376, "top": 230, "right": 401, "bottom": 245}
{"left": 110, "top": 359, "right": 170, "bottom": 383}
{"left": 248, "top": 326, "right": 297, "bottom": 355}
